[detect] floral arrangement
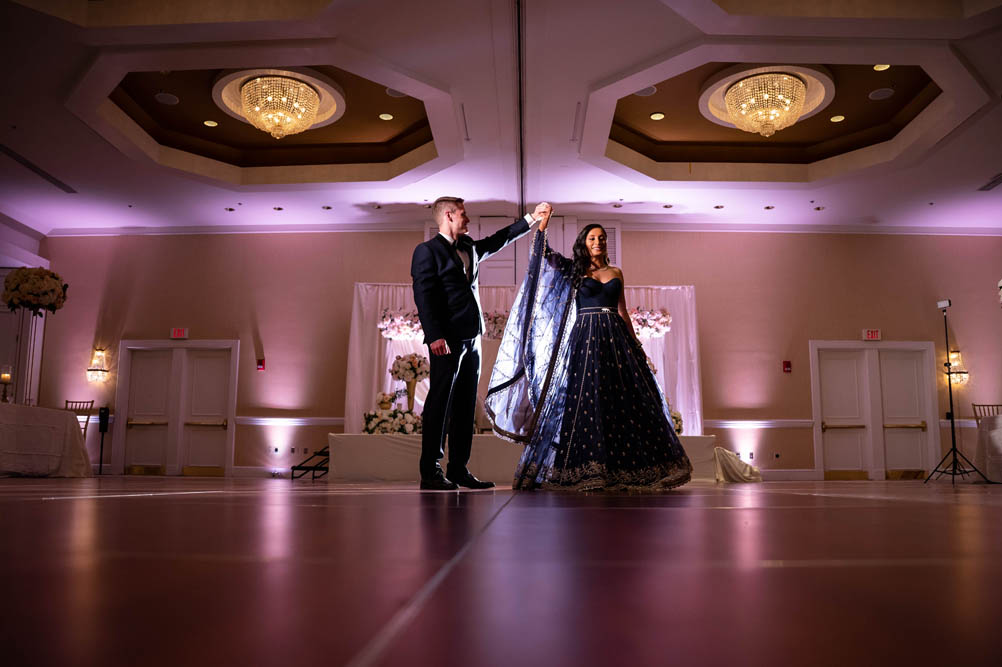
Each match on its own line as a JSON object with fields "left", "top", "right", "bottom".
{"left": 363, "top": 408, "right": 422, "bottom": 434}
{"left": 375, "top": 392, "right": 397, "bottom": 408}
{"left": 670, "top": 409, "right": 683, "bottom": 435}
{"left": 630, "top": 307, "right": 671, "bottom": 339}
{"left": 3, "top": 267, "right": 69, "bottom": 317}
{"left": 390, "top": 353, "right": 430, "bottom": 383}
{"left": 483, "top": 310, "right": 509, "bottom": 340}
{"left": 377, "top": 308, "right": 424, "bottom": 340}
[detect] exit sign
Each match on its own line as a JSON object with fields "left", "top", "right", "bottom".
{"left": 170, "top": 327, "right": 189, "bottom": 339}
{"left": 862, "top": 328, "right": 881, "bottom": 341}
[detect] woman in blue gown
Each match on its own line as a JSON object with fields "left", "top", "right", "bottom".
{"left": 485, "top": 209, "right": 691, "bottom": 491}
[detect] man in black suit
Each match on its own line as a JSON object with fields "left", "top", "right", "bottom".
{"left": 411, "top": 196, "right": 550, "bottom": 490}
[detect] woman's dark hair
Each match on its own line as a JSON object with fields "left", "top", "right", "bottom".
{"left": 572, "top": 223, "right": 608, "bottom": 281}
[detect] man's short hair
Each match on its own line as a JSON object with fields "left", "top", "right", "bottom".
{"left": 432, "top": 196, "right": 464, "bottom": 221}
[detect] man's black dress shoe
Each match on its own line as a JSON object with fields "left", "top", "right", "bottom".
{"left": 420, "top": 473, "right": 459, "bottom": 491}
{"left": 448, "top": 471, "right": 496, "bottom": 490}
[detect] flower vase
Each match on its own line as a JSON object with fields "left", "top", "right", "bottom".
{"left": 406, "top": 379, "right": 416, "bottom": 411}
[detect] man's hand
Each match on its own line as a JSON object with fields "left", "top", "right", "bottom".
{"left": 429, "top": 338, "right": 451, "bottom": 356}
{"left": 533, "top": 202, "right": 553, "bottom": 230}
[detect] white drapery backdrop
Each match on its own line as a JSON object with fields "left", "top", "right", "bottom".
{"left": 344, "top": 282, "right": 703, "bottom": 435}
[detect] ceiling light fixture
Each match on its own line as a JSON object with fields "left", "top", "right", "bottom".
{"left": 240, "top": 75, "right": 320, "bottom": 139}
{"left": 378, "top": 113, "right": 394, "bottom": 121}
{"left": 203, "top": 120, "right": 218, "bottom": 127}
{"left": 830, "top": 115, "right": 845, "bottom": 123}
{"left": 764, "top": 205, "right": 775, "bottom": 210}
{"left": 649, "top": 112, "right": 665, "bottom": 121}
{"left": 714, "top": 205, "right": 724, "bottom": 209}
{"left": 724, "top": 72, "right": 806, "bottom": 137}
{"left": 873, "top": 64, "right": 891, "bottom": 71}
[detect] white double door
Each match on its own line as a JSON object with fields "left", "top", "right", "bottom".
{"left": 112, "top": 341, "right": 238, "bottom": 476}
{"left": 810, "top": 341, "right": 940, "bottom": 480}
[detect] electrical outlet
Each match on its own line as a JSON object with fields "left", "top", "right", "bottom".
{"left": 749, "top": 452, "right": 754, "bottom": 459}
{"left": 774, "top": 453, "right": 780, "bottom": 458}
{"left": 273, "top": 447, "right": 278, "bottom": 453}
{"left": 304, "top": 448, "right": 309, "bottom": 454}
{"left": 291, "top": 447, "right": 296, "bottom": 454}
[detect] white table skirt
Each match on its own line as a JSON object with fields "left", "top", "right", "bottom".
{"left": 974, "top": 415, "right": 1002, "bottom": 482}
{"left": 326, "top": 433, "right": 718, "bottom": 483}
{"left": 0, "top": 403, "right": 93, "bottom": 477}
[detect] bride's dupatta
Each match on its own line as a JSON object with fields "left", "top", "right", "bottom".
{"left": 485, "top": 229, "right": 576, "bottom": 484}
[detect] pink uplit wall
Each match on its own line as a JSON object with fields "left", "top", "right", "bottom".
{"left": 624, "top": 231, "right": 1002, "bottom": 466}
{"left": 37, "top": 229, "right": 1002, "bottom": 471}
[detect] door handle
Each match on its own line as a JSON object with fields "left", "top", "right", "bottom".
{"left": 184, "top": 418, "right": 228, "bottom": 430}
{"left": 883, "top": 421, "right": 927, "bottom": 431}
{"left": 821, "top": 422, "right": 866, "bottom": 432}
{"left": 127, "top": 419, "right": 168, "bottom": 428}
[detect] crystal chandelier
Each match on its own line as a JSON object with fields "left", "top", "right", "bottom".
{"left": 724, "top": 72, "right": 807, "bottom": 138}
{"left": 240, "top": 75, "right": 320, "bottom": 139}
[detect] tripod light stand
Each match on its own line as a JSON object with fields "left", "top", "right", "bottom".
{"left": 925, "top": 300, "right": 990, "bottom": 484}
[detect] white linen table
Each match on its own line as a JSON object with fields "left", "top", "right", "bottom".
{"left": 0, "top": 403, "right": 92, "bottom": 477}
{"left": 326, "top": 433, "right": 717, "bottom": 483}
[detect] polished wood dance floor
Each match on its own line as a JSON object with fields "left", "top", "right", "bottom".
{"left": 2, "top": 478, "right": 1001, "bottom": 666}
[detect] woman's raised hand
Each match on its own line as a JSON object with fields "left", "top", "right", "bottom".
{"left": 533, "top": 202, "right": 553, "bottom": 230}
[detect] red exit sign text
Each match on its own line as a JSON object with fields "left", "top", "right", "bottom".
{"left": 170, "top": 327, "right": 189, "bottom": 339}
{"left": 862, "top": 329, "right": 881, "bottom": 341}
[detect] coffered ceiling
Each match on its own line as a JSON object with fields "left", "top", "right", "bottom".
{"left": 0, "top": 0, "right": 1000, "bottom": 238}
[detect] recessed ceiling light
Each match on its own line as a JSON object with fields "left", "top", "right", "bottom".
{"left": 224, "top": 207, "right": 235, "bottom": 212}
{"left": 713, "top": 205, "right": 724, "bottom": 209}
{"left": 154, "top": 92, "right": 179, "bottom": 105}
{"left": 868, "top": 88, "right": 895, "bottom": 101}
{"left": 830, "top": 115, "right": 845, "bottom": 123}
{"left": 203, "top": 120, "right": 218, "bottom": 127}
{"left": 650, "top": 112, "right": 665, "bottom": 121}
{"left": 273, "top": 207, "right": 283, "bottom": 211}
{"left": 764, "top": 205, "right": 775, "bottom": 210}
{"left": 322, "top": 205, "right": 332, "bottom": 210}
{"left": 612, "top": 203, "right": 623, "bottom": 208}
{"left": 873, "top": 64, "right": 891, "bottom": 71}
{"left": 928, "top": 202, "right": 935, "bottom": 206}
{"left": 814, "top": 206, "right": 825, "bottom": 211}
{"left": 634, "top": 86, "right": 658, "bottom": 97}
{"left": 385, "top": 88, "right": 407, "bottom": 98}
{"left": 379, "top": 113, "right": 394, "bottom": 121}
{"left": 373, "top": 204, "right": 382, "bottom": 209}
{"left": 662, "top": 204, "right": 673, "bottom": 209}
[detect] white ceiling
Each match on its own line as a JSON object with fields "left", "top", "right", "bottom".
{"left": 0, "top": 0, "right": 1000, "bottom": 237}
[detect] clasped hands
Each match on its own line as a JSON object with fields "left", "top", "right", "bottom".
{"left": 533, "top": 202, "right": 553, "bottom": 230}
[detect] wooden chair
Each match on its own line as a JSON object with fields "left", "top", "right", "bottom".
{"left": 972, "top": 404, "right": 1002, "bottom": 427}
{"left": 65, "top": 399, "right": 95, "bottom": 441}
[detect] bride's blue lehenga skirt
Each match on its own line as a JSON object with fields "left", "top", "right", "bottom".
{"left": 513, "top": 307, "right": 692, "bottom": 491}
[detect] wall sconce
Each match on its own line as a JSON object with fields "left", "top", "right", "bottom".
{"left": 86, "top": 349, "right": 110, "bottom": 383}
{"left": 947, "top": 350, "right": 969, "bottom": 386}
{"left": 1, "top": 364, "right": 11, "bottom": 402}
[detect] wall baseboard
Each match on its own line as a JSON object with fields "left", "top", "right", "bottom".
{"left": 759, "top": 469, "right": 823, "bottom": 481}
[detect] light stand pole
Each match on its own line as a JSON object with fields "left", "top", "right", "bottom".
{"left": 925, "top": 303, "right": 990, "bottom": 484}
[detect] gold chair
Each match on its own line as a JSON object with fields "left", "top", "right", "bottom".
{"left": 972, "top": 403, "right": 1002, "bottom": 427}
{"left": 65, "top": 399, "right": 95, "bottom": 441}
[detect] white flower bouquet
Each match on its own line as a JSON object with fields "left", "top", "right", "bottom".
{"left": 375, "top": 392, "right": 397, "bottom": 408}
{"left": 630, "top": 307, "right": 671, "bottom": 339}
{"left": 377, "top": 308, "right": 424, "bottom": 340}
{"left": 670, "top": 409, "right": 683, "bottom": 435}
{"left": 362, "top": 408, "right": 423, "bottom": 434}
{"left": 3, "top": 267, "right": 69, "bottom": 317}
{"left": 483, "top": 310, "right": 509, "bottom": 340}
{"left": 390, "top": 353, "right": 430, "bottom": 383}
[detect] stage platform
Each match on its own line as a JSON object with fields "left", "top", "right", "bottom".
{"left": 326, "top": 433, "right": 718, "bottom": 483}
